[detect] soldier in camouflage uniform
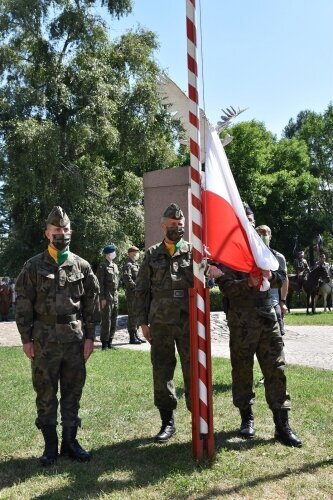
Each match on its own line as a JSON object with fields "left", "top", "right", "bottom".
{"left": 135, "top": 203, "right": 193, "bottom": 443}
{"left": 15, "top": 206, "right": 100, "bottom": 465}
{"left": 218, "top": 259, "right": 302, "bottom": 447}
{"left": 122, "top": 246, "right": 145, "bottom": 345}
{"left": 96, "top": 244, "right": 119, "bottom": 350}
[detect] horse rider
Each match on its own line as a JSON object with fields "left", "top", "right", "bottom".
{"left": 293, "top": 250, "right": 310, "bottom": 287}
{"left": 314, "top": 253, "right": 330, "bottom": 274}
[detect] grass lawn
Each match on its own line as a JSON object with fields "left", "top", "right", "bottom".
{"left": 0, "top": 347, "right": 332, "bottom": 499}
{"left": 285, "top": 311, "right": 333, "bottom": 326}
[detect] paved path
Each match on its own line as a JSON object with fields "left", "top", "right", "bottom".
{"left": 1, "top": 313, "right": 332, "bottom": 370}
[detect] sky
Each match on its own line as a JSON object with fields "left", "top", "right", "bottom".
{"left": 98, "top": 0, "right": 333, "bottom": 138}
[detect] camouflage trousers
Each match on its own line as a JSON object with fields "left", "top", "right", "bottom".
{"left": 100, "top": 298, "right": 118, "bottom": 342}
{"left": 150, "top": 320, "right": 191, "bottom": 411}
{"left": 126, "top": 291, "right": 137, "bottom": 332}
{"left": 227, "top": 308, "right": 291, "bottom": 411}
{"left": 32, "top": 340, "right": 86, "bottom": 428}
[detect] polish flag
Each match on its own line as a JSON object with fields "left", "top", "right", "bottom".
{"left": 203, "top": 127, "right": 278, "bottom": 274}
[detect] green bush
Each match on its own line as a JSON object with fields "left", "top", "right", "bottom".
{"left": 209, "top": 287, "right": 223, "bottom": 312}
{"left": 118, "top": 288, "right": 127, "bottom": 314}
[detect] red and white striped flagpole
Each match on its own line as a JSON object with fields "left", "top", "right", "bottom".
{"left": 186, "top": 0, "right": 214, "bottom": 460}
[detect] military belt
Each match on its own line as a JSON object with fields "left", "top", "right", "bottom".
{"left": 36, "top": 313, "right": 77, "bottom": 324}
{"left": 152, "top": 289, "right": 188, "bottom": 299}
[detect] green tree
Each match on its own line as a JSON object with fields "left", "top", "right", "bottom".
{"left": 284, "top": 105, "right": 333, "bottom": 230}
{"left": 221, "top": 120, "right": 318, "bottom": 258}
{"left": 0, "top": 0, "right": 181, "bottom": 275}
{"left": 264, "top": 137, "right": 318, "bottom": 258}
{"left": 221, "top": 121, "right": 275, "bottom": 207}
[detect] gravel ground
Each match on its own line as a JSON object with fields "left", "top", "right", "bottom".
{"left": 1, "top": 312, "right": 333, "bottom": 370}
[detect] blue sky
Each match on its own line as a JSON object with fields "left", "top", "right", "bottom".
{"left": 99, "top": 0, "right": 333, "bottom": 137}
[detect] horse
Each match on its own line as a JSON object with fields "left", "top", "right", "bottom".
{"left": 315, "top": 266, "right": 333, "bottom": 312}
{"left": 287, "top": 266, "right": 330, "bottom": 314}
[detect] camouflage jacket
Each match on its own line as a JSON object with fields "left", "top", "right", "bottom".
{"left": 218, "top": 265, "right": 285, "bottom": 318}
{"left": 96, "top": 260, "right": 119, "bottom": 300}
{"left": 135, "top": 240, "right": 193, "bottom": 325}
{"left": 122, "top": 257, "right": 139, "bottom": 292}
{"left": 15, "top": 250, "right": 100, "bottom": 344}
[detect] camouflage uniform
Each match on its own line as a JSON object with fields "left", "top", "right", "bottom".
{"left": 136, "top": 239, "right": 193, "bottom": 411}
{"left": 15, "top": 246, "right": 100, "bottom": 429}
{"left": 96, "top": 260, "right": 119, "bottom": 344}
{"left": 219, "top": 265, "right": 291, "bottom": 411}
{"left": 122, "top": 256, "right": 139, "bottom": 332}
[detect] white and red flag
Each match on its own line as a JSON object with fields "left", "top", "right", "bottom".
{"left": 203, "top": 127, "right": 278, "bottom": 276}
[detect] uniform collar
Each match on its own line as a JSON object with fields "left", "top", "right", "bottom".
{"left": 159, "top": 239, "right": 188, "bottom": 256}
{"left": 43, "top": 249, "right": 75, "bottom": 267}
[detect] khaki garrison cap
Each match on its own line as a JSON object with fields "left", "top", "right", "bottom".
{"left": 162, "top": 203, "right": 184, "bottom": 220}
{"left": 46, "top": 206, "right": 70, "bottom": 227}
{"left": 128, "top": 246, "right": 139, "bottom": 253}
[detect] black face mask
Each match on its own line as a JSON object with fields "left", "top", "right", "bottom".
{"left": 51, "top": 233, "right": 71, "bottom": 251}
{"left": 166, "top": 226, "right": 184, "bottom": 242}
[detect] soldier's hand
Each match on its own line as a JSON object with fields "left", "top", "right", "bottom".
{"left": 281, "top": 302, "right": 288, "bottom": 315}
{"left": 100, "top": 299, "right": 107, "bottom": 309}
{"left": 23, "top": 341, "right": 34, "bottom": 360}
{"left": 141, "top": 324, "right": 152, "bottom": 343}
{"left": 248, "top": 274, "right": 260, "bottom": 287}
{"left": 84, "top": 339, "right": 94, "bottom": 362}
{"left": 261, "top": 269, "right": 272, "bottom": 280}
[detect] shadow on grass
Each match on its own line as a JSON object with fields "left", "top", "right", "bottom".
{"left": 0, "top": 431, "right": 268, "bottom": 497}
{"left": 194, "top": 455, "right": 333, "bottom": 499}
{"left": 214, "top": 429, "right": 275, "bottom": 451}
{"left": 175, "top": 382, "right": 232, "bottom": 401}
{"left": 0, "top": 436, "right": 196, "bottom": 498}
{"left": 212, "top": 382, "right": 232, "bottom": 394}
{"left": 1, "top": 429, "right": 329, "bottom": 498}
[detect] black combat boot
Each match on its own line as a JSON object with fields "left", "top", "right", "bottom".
{"left": 40, "top": 425, "right": 58, "bottom": 466}
{"left": 129, "top": 331, "right": 141, "bottom": 345}
{"left": 134, "top": 330, "right": 146, "bottom": 343}
{"left": 107, "top": 339, "right": 115, "bottom": 349}
{"left": 273, "top": 409, "right": 302, "bottom": 447}
{"left": 239, "top": 407, "right": 255, "bottom": 439}
{"left": 101, "top": 341, "right": 107, "bottom": 350}
{"left": 60, "top": 426, "right": 91, "bottom": 461}
{"left": 154, "top": 409, "right": 176, "bottom": 443}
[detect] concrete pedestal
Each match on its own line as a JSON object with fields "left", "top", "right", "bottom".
{"left": 143, "top": 167, "right": 191, "bottom": 249}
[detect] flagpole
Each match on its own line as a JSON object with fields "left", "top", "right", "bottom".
{"left": 186, "top": 0, "right": 214, "bottom": 460}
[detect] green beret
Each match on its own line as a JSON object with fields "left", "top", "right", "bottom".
{"left": 46, "top": 206, "right": 70, "bottom": 227}
{"left": 103, "top": 244, "right": 116, "bottom": 254}
{"left": 162, "top": 203, "right": 184, "bottom": 220}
